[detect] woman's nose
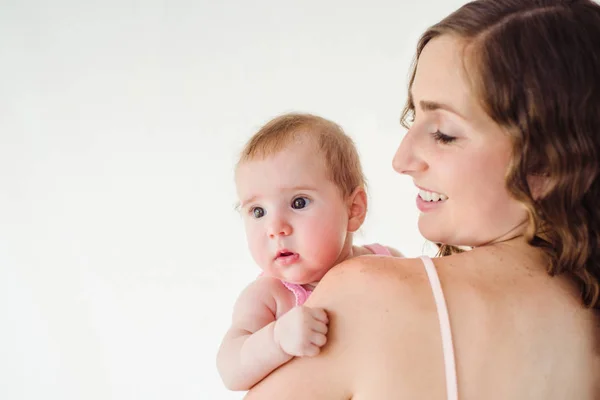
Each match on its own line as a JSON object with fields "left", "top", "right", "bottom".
{"left": 392, "top": 128, "right": 428, "bottom": 176}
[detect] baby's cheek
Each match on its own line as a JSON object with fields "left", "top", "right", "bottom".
{"left": 309, "top": 220, "right": 347, "bottom": 259}
{"left": 247, "top": 233, "right": 267, "bottom": 265}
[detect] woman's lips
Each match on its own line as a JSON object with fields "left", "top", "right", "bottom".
{"left": 416, "top": 195, "right": 446, "bottom": 212}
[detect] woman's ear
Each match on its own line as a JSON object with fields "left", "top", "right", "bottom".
{"left": 347, "top": 187, "right": 367, "bottom": 233}
{"left": 528, "top": 174, "right": 550, "bottom": 200}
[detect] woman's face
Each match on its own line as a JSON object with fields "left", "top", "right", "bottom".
{"left": 393, "top": 35, "right": 529, "bottom": 247}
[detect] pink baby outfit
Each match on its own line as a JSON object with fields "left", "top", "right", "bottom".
{"left": 280, "top": 280, "right": 313, "bottom": 307}
{"left": 282, "top": 243, "right": 392, "bottom": 306}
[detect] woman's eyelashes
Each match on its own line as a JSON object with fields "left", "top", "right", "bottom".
{"left": 408, "top": 108, "right": 457, "bottom": 145}
{"left": 248, "top": 196, "right": 312, "bottom": 219}
{"left": 432, "top": 130, "right": 456, "bottom": 144}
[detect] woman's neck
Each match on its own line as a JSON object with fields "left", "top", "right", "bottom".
{"left": 465, "top": 234, "right": 550, "bottom": 271}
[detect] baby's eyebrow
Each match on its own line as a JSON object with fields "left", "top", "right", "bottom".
{"left": 283, "top": 186, "right": 318, "bottom": 193}
{"left": 238, "top": 195, "right": 257, "bottom": 209}
{"left": 238, "top": 186, "right": 318, "bottom": 209}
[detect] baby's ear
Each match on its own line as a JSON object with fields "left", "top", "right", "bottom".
{"left": 347, "top": 186, "right": 367, "bottom": 233}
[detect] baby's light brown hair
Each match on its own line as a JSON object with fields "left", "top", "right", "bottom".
{"left": 237, "top": 113, "right": 366, "bottom": 198}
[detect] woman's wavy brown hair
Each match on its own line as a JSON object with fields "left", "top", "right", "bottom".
{"left": 400, "top": 0, "right": 600, "bottom": 308}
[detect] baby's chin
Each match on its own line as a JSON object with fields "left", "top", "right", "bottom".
{"left": 260, "top": 257, "right": 331, "bottom": 282}
{"left": 279, "top": 269, "right": 327, "bottom": 285}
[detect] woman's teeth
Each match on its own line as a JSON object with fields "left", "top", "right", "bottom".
{"left": 419, "top": 189, "right": 448, "bottom": 202}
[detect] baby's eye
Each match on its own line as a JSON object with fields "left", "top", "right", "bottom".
{"left": 291, "top": 197, "right": 310, "bottom": 209}
{"left": 251, "top": 207, "right": 265, "bottom": 218}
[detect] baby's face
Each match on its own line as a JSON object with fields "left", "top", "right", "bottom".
{"left": 235, "top": 140, "right": 351, "bottom": 284}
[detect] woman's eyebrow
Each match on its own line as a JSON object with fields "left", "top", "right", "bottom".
{"left": 419, "top": 99, "right": 466, "bottom": 120}
{"left": 410, "top": 90, "right": 466, "bottom": 119}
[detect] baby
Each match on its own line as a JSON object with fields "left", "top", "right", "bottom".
{"left": 216, "top": 113, "right": 401, "bottom": 391}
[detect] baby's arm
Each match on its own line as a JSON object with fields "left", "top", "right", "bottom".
{"left": 216, "top": 276, "right": 328, "bottom": 391}
{"left": 217, "top": 277, "right": 292, "bottom": 390}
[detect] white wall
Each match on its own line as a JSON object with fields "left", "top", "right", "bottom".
{"left": 0, "top": 0, "right": 466, "bottom": 398}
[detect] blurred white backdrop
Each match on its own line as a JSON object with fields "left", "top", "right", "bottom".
{"left": 1, "top": 0, "right": 467, "bottom": 398}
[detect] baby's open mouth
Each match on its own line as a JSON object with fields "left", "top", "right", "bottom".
{"left": 274, "top": 250, "right": 300, "bottom": 265}
{"left": 277, "top": 251, "right": 295, "bottom": 258}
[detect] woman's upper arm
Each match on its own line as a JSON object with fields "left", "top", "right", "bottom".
{"left": 245, "top": 257, "right": 443, "bottom": 399}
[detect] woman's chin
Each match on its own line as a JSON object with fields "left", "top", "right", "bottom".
{"left": 418, "top": 218, "right": 446, "bottom": 244}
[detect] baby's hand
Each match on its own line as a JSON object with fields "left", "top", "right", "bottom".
{"left": 273, "top": 306, "right": 329, "bottom": 357}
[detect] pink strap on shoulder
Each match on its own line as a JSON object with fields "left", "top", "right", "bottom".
{"left": 257, "top": 273, "right": 312, "bottom": 307}
{"left": 419, "top": 256, "right": 458, "bottom": 400}
{"left": 281, "top": 281, "right": 312, "bottom": 306}
{"left": 363, "top": 243, "right": 392, "bottom": 256}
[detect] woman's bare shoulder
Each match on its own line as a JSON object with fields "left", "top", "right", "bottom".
{"left": 245, "top": 256, "right": 449, "bottom": 399}
{"left": 319, "top": 254, "right": 430, "bottom": 290}
{"left": 306, "top": 256, "right": 440, "bottom": 321}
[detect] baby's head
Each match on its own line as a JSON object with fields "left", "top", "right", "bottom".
{"left": 235, "top": 113, "right": 367, "bottom": 284}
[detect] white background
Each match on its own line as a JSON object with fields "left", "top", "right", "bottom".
{"left": 1, "top": 0, "right": 466, "bottom": 398}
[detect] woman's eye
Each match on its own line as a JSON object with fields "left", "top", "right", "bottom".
{"left": 432, "top": 131, "right": 456, "bottom": 144}
{"left": 291, "top": 197, "right": 310, "bottom": 209}
{"left": 251, "top": 207, "right": 265, "bottom": 218}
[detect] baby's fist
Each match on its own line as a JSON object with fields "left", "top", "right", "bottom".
{"left": 273, "top": 306, "right": 329, "bottom": 357}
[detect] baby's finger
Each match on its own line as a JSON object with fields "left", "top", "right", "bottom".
{"left": 304, "top": 343, "right": 321, "bottom": 357}
{"left": 310, "top": 332, "right": 327, "bottom": 347}
{"left": 310, "top": 307, "right": 328, "bottom": 324}
{"left": 311, "top": 320, "right": 328, "bottom": 335}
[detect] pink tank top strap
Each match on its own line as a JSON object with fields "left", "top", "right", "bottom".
{"left": 419, "top": 256, "right": 458, "bottom": 400}
{"left": 281, "top": 281, "right": 312, "bottom": 306}
{"left": 363, "top": 243, "right": 392, "bottom": 256}
{"left": 258, "top": 273, "right": 312, "bottom": 307}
